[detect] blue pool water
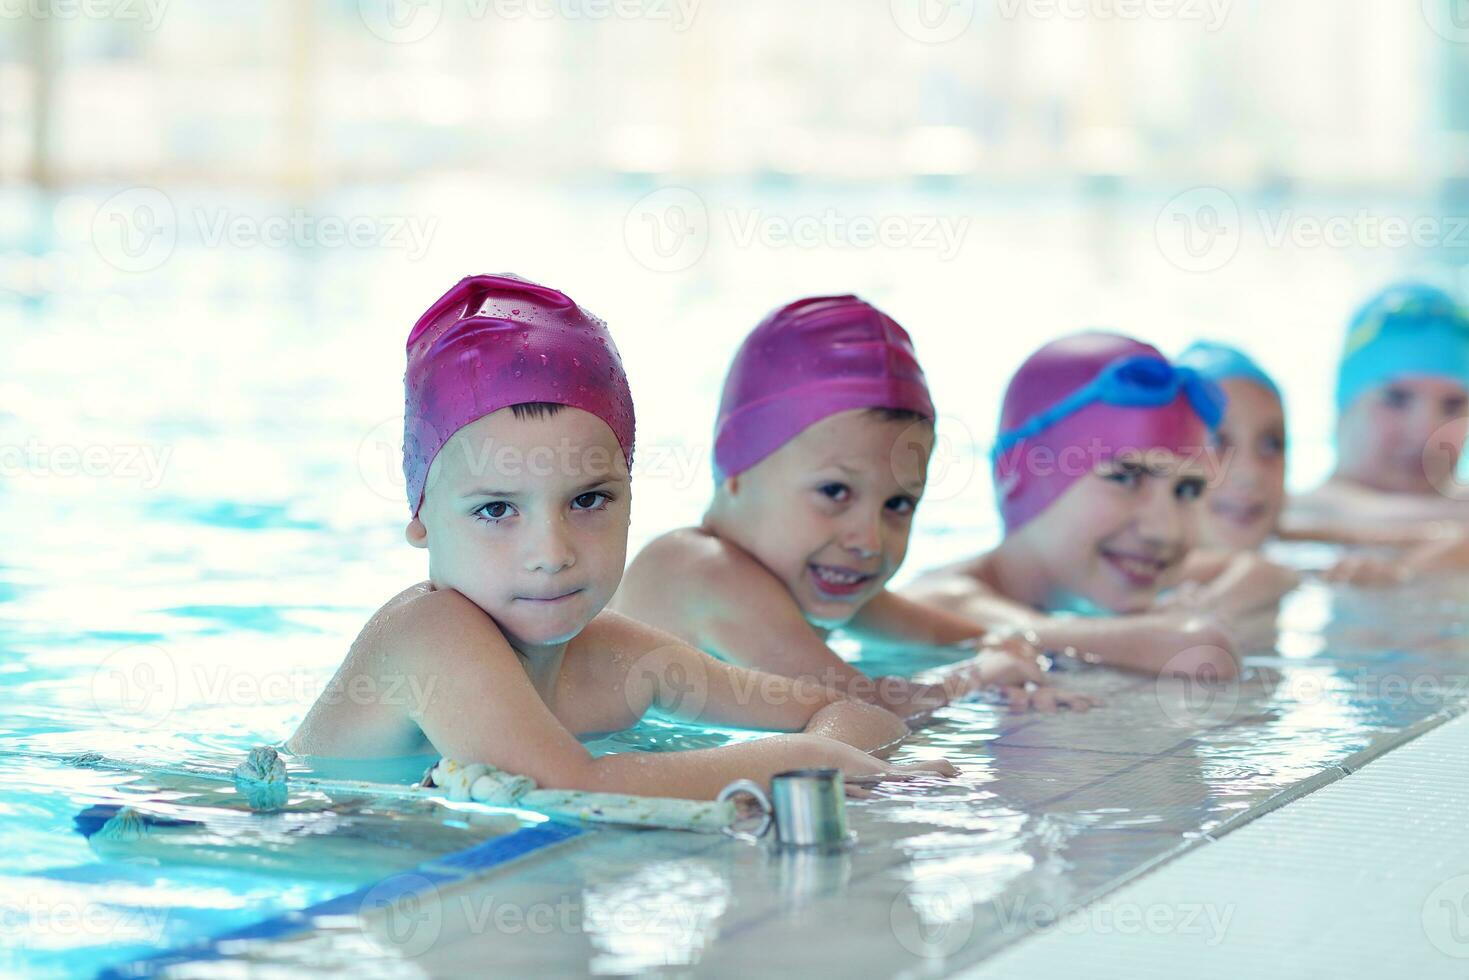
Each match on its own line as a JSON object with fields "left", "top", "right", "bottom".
{"left": 4, "top": 181, "right": 1469, "bottom": 976}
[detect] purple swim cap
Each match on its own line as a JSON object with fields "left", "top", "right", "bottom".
{"left": 713, "top": 295, "right": 935, "bottom": 479}
{"left": 403, "top": 274, "right": 635, "bottom": 516}
{"left": 993, "top": 332, "right": 1216, "bottom": 533}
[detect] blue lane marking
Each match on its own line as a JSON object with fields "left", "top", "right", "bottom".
{"left": 96, "top": 820, "right": 586, "bottom": 979}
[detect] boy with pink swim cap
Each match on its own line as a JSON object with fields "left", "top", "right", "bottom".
{"left": 615, "top": 295, "right": 1096, "bottom": 716}
{"left": 290, "top": 275, "right": 957, "bottom": 797}
{"left": 905, "top": 331, "right": 1293, "bottom": 680}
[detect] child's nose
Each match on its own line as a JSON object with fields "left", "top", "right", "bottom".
{"left": 1135, "top": 484, "right": 1184, "bottom": 546}
{"left": 840, "top": 510, "right": 883, "bottom": 559}
{"left": 523, "top": 517, "right": 576, "bottom": 573}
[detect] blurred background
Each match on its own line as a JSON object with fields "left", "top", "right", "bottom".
{"left": 2, "top": 1, "right": 1469, "bottom": 734}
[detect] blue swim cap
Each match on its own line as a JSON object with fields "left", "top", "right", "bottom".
{"left": 1336, "top": 283, "right": 1469, "bottom": 413}
{"left": 1176, "top": 340, "right": 1281, "bottom": 403}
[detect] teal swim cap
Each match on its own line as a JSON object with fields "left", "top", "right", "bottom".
{"left": 1336, "top": 283, "right": 1469, "bottom": 414}
{"left": 1177, "top": 340, "right": 1281, "bottom": 403}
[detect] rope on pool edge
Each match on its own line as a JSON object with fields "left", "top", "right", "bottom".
{"left": 230, "top": 746, "right": 771, "bottom": 837}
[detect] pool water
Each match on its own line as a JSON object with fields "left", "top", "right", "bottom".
{"left": 4, "top": 180, "right": 1469, "bottom": 976}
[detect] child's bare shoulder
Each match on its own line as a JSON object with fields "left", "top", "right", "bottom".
{"left": 620, "top": 526, "right": 784, "bottom": 608}
{"left": 367, "top": 582, "right": 488, "bottom": 643}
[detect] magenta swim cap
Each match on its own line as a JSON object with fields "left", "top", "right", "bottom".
{"left": 403, "top": 274, "right": 635, "bottom": 516}
{"left": 993, "top": 332, "right": 1216, "bottom": 533}
{"left": 713, "top": 295, "right": 935, "bottom": 479}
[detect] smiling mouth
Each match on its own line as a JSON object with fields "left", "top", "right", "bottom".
{"left": 514, "top": 589, "right": 583, "bottom": 604}
{"left": 808, "top": 563, "right": 877, "bottom": 599}
{"left": 1099, "top": 549, "right": 1171, "bottom": 588}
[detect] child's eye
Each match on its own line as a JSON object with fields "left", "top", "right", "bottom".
{"left": 1260, "top": 432, "right": 1285, "bottom": 457}
{"left": 1102, "top": 466, "right": 1143, "bottom": 489}
{"left": 885, "top": 495, "right": 917, "bottom": 516}
{"left": 1176, "top": 477, "right": 1206, "bottom": 500}
{"left": 817, "top": 482, "right": 850, "bottom": 503}
{"left": 1383, "top": 387, "right": 1412, "bottom": 410}
{"left": 1444, "top": 395, "right": 1468, "bottom": 418}
{"left": 474, "top": 501, "right": 516, "bottom": 522}
{"left": 571, "top": 491, "right": 610, "bottom": 511}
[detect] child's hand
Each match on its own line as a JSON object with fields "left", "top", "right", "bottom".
{"left": 1000, "top": 684, "right": 1098, "bottom": 713}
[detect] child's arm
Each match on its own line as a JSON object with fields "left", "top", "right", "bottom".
{"left": 1167, "top": 551, "right": 1301, "bottom": 617}
{"left": 1321, "top": 526, "right": 1469, "bottom": 585}
{"left": 596, "top": 611, "right": 910, "bottom": 752}
{"left": 903, "top": 576, "right": 1239, "bottom": 680}
{"left": 399, "top": 592, "right": 952, "bottom": 800}
{"left": 846, "top": 590, "right": 1098, "bottom": 713}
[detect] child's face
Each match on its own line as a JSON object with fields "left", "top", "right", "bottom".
{"left": 409, "top": 407, "right": 630, "bottom": 651}
{"left": 1336, "top": 376, "right": 1468, "bottom": 494}
{"left": 717, "top": 410, "right": 933, "bottom": 629}
{"left": 1200, "top": 379, "right": 1286, "bottom": 551}
{"left": 1016, "top": 450, "right": 1206, "bottom": 613}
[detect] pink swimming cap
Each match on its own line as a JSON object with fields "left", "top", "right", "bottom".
{"left": 993, "top": 332, "right": 1212, "bottom": 533}
{"left": 713, "top": 295, "right": 935, "bottom": 479}
{"left": 403, "top": 274, "right": 635, "bottom": 516}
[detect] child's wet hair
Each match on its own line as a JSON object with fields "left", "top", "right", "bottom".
{"left": 508, "top": 401, "right": 567, "bottom": 422}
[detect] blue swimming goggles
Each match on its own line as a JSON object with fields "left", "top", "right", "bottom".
{"left": 992, "top": 355, "right": 1226, "bottom": 460}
